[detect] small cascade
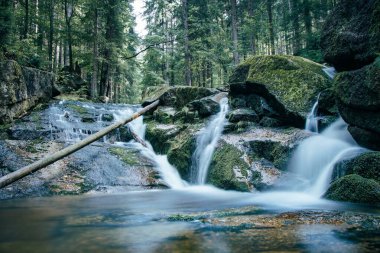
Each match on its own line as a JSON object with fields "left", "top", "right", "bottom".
{"left": 323, "top": 66, "right": 337, "bottom": 79}
{"left": 190, "top": 97, "right": 229, "bottom": 185}
{"left": 288, "top": 118, "right": 366, "bottom": 196}
{"left": 116, "top": 107, "right": 186, "bottom": 189}
{"left": 305, "top": 93, "right": 320, "bottom": 133}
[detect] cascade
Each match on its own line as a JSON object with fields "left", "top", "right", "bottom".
{"left": 305, "top": 93, "right": 320, "bottom": 133}
{"left": 190, "top": 97, "right": 229, "bottom": 184}
{"left": 288, "top": 118, "right": 366, "bottom": 196}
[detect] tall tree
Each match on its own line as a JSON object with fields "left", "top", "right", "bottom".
{"left": 182, "top": 0, "right": 192, "bottom": 86}
{"left": 230, "top": 0, "right": 240, "bottom": 65}
{"left": 267, "top": 0, "right": 275, "bottom": 55}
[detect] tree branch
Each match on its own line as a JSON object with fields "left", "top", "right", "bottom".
{"left": 123, "top": 40, "right": 174, "bottom": 60}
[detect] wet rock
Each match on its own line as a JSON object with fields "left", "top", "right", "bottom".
{"left": 334, "top": 59, "right": 380, "bottom": 150}
{"left": 333, "top": 152, "right": 380, "bottom": 183}
{"left": 145, "top": 122, "right": 182, "bottom": 154}
{"left": 324, "top": 174, "right": 380, "bottom": 204}
{"left": 188, "top": 97, "right": 220, "bottom": 118}
{"left": 0, "top": 60, "right": 55, "bottom": 123}
{"left": 142, "top": 86, "right": 217, "bottom": 109}
{"left": 229, "top": 55, "right": 331, "bottom": 128}
{"left": 259, "top": 117, "right": 284, "bottom": 128}
{"left": 320, "top": 0, "right": 380, "bottom": 71}
{"left": 208, "top": 140, "right": 250, "bottom": 191}
{"left": 101, "top": 114, "right": 114, "bottom": 122}
{"left": 153, "top": 106, "right": 177, "bottom": 123}
{"left": 228, "top": 109, "right": 259, "bottom": 123}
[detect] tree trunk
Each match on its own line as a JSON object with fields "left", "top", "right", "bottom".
{"left": 182, "top": 0, "right": 192, "bottom": 86}
{"left": 290, "top": 0, "right": 301, "bottom": 55}
{"left": 267, "top": 0, "right": 275, "bottom": 55}
{"left": 91, "top": 6, "right": 99, "bottom": 99}
{"left": 230, "top": 0, "right": 239, "bottom": 65}
{"left": 48, "top": 0, "right": 54, "bottom": 70}
{"left": 23, "top": 0, "right": 29, "bottom": 39}
{"left": 248, "top": 0, "right": 256, "bottom": 54}
{"left": 303, "top": 0, "right": 313, "bottom": 49}
{"left": 64, "top": 0, "right": 74, "bottom": 72}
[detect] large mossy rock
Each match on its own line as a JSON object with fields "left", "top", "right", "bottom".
{"left": 334, "top": 58, "right": 380, "bottom": 150}
{"left": 142, "top": 86, "right": 217, "bottom": 109}
{"left": 208, "top": 140, "right": 250, "bottom": 191}
{"left": 0, "top": 61, "right": 55, "bottom": 123}
{"left": 229, "top": 55, "right": 331, "bottom": 128}
{"left": 324, "top": 175, "right": 380, "bottom": 204}
{"left": 333, "top": 152, "right": 380, "bottom": 183}
{"left": 320, "top": 0, "right": 380, "bottom": 71}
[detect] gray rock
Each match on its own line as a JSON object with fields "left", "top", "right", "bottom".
{"left": 228, "top": 109, "right": 259, "bottom": 123}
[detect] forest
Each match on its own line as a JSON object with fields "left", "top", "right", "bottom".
{"left": 0, "top": 0, "right": 379, "bottom": 252}
{"left": 1, "top": 0, "right": 337, "bottom": 102}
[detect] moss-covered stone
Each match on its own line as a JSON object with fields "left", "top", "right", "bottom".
{"left": 334, "top": 58, "right": 380, "bottom": 150}
{"left": 66, "top": 104, "right": 88, "bottom": 115}
{"left": 167, "top": 125, "right": 200, "bottom": 179}
{"left": 208, "top": 141, "right": 250, "bottom": 191}
{"left": 228, "top": 109, "right": 259, "bottom": 123}
{"left": 320, "top": 0, "right": 380, "bottom": 71}
{"left": 324, "top": 174, "right": 380, "bottom": 204}
{"left": 108, "top": 147, "right": 139, "bottom": 165}
{"left": 145, "top": 121, "right": 182, "bottom": 154}
{"left": 142, "top": 86, "right": 217, "bottom": 109}
{"left": 333, "top": 152, "right": 380, "bottom": 183}
{"left": 229, "top": 55, "right": 331, "bottom": 128}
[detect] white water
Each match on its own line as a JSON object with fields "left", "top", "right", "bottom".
{"left": 190, "top": 98, "right": 229, "bottom": 184}
{"left": 288, "top": 118, "right": 366, "bottom": 197}
{"left": 323, "top": 66, "right": 337, "bottom": 79}
{"left": 114, "top": 107, "right": 186, "bottom": 189}
{"left": 305, "top": 95, "right": 320, "bottom": 133}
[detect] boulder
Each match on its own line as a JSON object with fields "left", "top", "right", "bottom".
{"left": 334, "top": 59, "right": 380, "bottom": 150}
{"left": 324, "top": 175, "right": 380, "bottom": 204}
{"left": 228, "top": 109, "right": 259, "bottom": 123}
{"left": 320, "top": 0, "right": 380, "bottom": 71}
{"left": 0, "top": 61, "right": 55, "bottom": 123}
{"left": 333, "top": 152, "right": 380, "bottom": 183}
{"left": 188, "top": 97, "right": 220, "bottom": 118}
{"left": 153, "top": 106, "right": 177, "bottom": 123}
{"left": 208, "top": 140, "right": 250, "bottom": 191}
{"left": 229, "top": 56, "right": 331, "bottom": 128}
{"left": 142, "top": 86, "right": 217, "bottom": 109}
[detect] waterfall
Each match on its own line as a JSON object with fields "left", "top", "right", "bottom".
{"left": 288, "top": 118, "right": 366, "bottom": 196}
{"left": 190, "top": 98, "right": 229, "bottom": 185}
{"left": 114, "top": 107, "right": 186, "bottom": 189}
{"left": 305, "top": 94, "right": 320, "bottom": 133}
{"left": 323, "top": 67, "right": 336, "bottom": 79}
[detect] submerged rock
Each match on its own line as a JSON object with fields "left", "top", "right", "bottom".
{"left": 324, "top": 174, "right": 380, "bottom": 204}
{"left": 320, "top": 0, "right": 380, "bottom": 71}
{"left": 229, "top": 55, "right": 331, "bottom": 128}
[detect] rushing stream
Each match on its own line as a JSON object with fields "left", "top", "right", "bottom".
{"left": 0, "top": 92, "right": 378, "bottom": 252}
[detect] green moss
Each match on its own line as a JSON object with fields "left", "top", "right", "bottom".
{"left": 108, "top": 147, "right": 139, "bottom": 165}
{"left": 324, "top": 174, "right": 380, "bottom": 204}
{"left": 24, "top": 137, "right": 44, "bottom": 153}
{"left": 167, "top": 214, "right": 198, "bottom": 222}
{"left": 66, "top": 104, "right": 88, "bottom": 115}
{"left": 249, "top": 140, "right": 290, "bottom": 170}
{"left": 343, "top": 152, "right": 380, "bottom": 183}
{"left": 231, "top": 55, "right": 330, "bottom": 115}
{"left": 167, "top": 125, "right": 199, "bottom": 179}
{"left": 208, "top": 141, "right": 250, "bottom": 191}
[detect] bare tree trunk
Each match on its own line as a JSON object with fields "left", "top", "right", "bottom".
{"left": 230, "top": 0, "right": 240, "bottom": 65}
{"left": 182, "top": 0, "right": 192, "bottom": 86}
{"left": 23, "top": 0, "right": 29, "bottom": 39}
{"left": 290, "top": 0, "right": 301, "bottom": 54}
{"left": 48, "top": 0, "right": 54, "bottom": 70}
{"left": 267, "top": 0, "right": 275, "bottom": 55}
{"left": 303, "top": 0, "right": 313, "bottom": 49}
{"left": 248, "top": 0, "right": 256, "bottom": 54}
{"left": 64, "top": 0, "right": 74, "bottom": 71}
{"left": 91, "top": 6, "right": 98, "bottom": 99}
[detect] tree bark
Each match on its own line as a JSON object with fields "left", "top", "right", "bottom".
{"left": 23, "top": 0, "right": 29, "bottom": 39}
{"left": 230, "top": 0, "right": 240, "bottom": 65}
{"left": 290, "top": 0, "right": 301, "bottom": 54}
{"left": 48, "top": 0, "right": 54, "bottom": 70}
{"left": 303, "top": 0, "right": 312, "bottom": 49}
{"left": 0, "top": 100, "right": 160, "bottom": 189}
{"left": 64, "top": 0, "right": 74, "bottom": 71}
{"left": 91, "top": 6, "right": 99, "bottom": 99}
{"left": 267, "top": 0, "right": 275, "bottom": 55}
{"left": 182, "top": 0, "right": 192, "bottom": 86}
{"left": 248, "top": 0, "right": 256, "bottom": 54}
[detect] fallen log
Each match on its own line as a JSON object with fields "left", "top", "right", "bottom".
{"left": 0, "top": 100, "right": 160, "bottom": 189}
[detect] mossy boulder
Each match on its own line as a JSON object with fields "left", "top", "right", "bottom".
{"left": 320, "top": 0, "right": 380, "bottom": 71}
{"left": 228, "top": 109, "right": 259, "bottom": 123}
{"left": 145, "top": 121, "right": 182, "bottom": 154}
{"left": 153, "top": 106, "right": 177, "bottom": 124}
{"left": 229, "top": 56, "right": 331, "bottom": 128}
{"left": 188, "top": 97, "right": 220, "bottom": 118}
{"left": 333, "top": 152, "right": 380, "bottom": 183}
{"left": 324, "top": 175, "right": 380, "bottom": 204}
{"left": 334, "top": 58, "right": 380, "bottom": 150}
{"left": 142, "top": 86, "right": 217, "bottom": 109}
{"left": 208, "top": 140, "right": 250, "bottom": 191}
{"left": 166, "top": 125, "right": 201, "bottom": 179}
